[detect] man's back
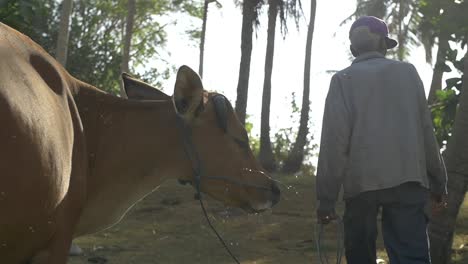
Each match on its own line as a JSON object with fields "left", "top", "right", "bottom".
{"left": 337, "top": 52, "right": 429, "bottom": 198}
{"left": 316, "top": 51, "right": 446, "bottom": 203}
{"left": 316, "top": 16, "right": 447, "bottom": 264}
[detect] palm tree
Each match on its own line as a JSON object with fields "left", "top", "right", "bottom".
{"left": 235, "top": 0, "right": 263, "bottom": 125}
{"left": 429, "top": 51, "right": 468, "bottom": 264}
{"left": 259, "top": 0, "right": 302, "bottom": 172}
{"left": 199, "top": 0, "right": 222, "bottom": 78}
{"left": 199, "top": 0, "right": 210, "bottom": 78}
{"left": 259, "top": 0, "right": 280, "bottom": 172}
{"left": 282, "top": 0, "right": 316, "bottom": 173}
{"left": 120, "top": 0, "right": 136, "bottom": 98}
{"left": 55, "top": 0, "right": 74, "bottom": 66}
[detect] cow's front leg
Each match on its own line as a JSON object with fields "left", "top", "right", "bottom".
{"left": 31, "top": 156, "right": 86, "bottom": 263}
{"left": 30, "top": 213, "right": 78, "bottom": 264}
{"left": 29, "top": 196, "right": 84, "bottom": 264}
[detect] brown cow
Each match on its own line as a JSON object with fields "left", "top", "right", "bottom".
{"left": 0, "top": 23, "right": 280, "bottom": 264}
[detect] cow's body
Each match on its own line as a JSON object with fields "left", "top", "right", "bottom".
{"left": 0, "top": 23, "right": 173, "bottom": 262}
{"left": 0, "top": 23, "right": 87, "bottom": 263}
{"left": 0, "top": 23, "right": 279, "bottom": 263}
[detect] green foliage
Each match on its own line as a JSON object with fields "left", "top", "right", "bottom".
{"left": 67, "top": 0, "right": 203, "bottom": 94}
{"left": 245, "top": 93, "right": 318, "bottom": 175}
{"left": 0, "top": 0, "right": 203, "bottom": 94}
{"left": 431, "top": 88, "right": 459, "bottom": 148}
{"left": 272, "top": 93, "right": 317, "bottom": 174}
{"left": 67, "top": 0, "right": 123, "bottom": 94}
{"left": 0, "top": 0, "right": 58, "bottom": 53}
{"left": 432, "top": 76, "right": 465, "bottom": 150}
{"left": 246, "top": 93, "right": 317, "bottom": 174}
{"left": 431, "top": 55, "right": 464, "bottom": 149}
{"left": 186, "top": 29, "right": 202, "bottom": 42}
{"left": 245, "top": 115, "right": 260, "bottom": 157}
{"left": 418, "top": 0, "right": 468, "bottom": 63}
{"left": 182, "top": 0, "right": 223, "bottom": 45}
{"left": 173, "top": 0, "right": 203, "bottom": 18}
{"left": 423, "top": 0, "right": 468, "bottom": 149}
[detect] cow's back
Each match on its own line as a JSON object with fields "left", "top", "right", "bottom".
{"left": 0, "top": 23, "right": 78, "bottom": 262}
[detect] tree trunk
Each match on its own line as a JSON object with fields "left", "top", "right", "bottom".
{"left": 55, "top": 0, "right": 73, "bottom": 66}
{"left": 259, "top": 0, "right": 278, "bottom": 172}
{"left": 396, "top": 0, "right": 405, "bottom": 61}
{"left": 429, "top": 52, "right": 468, "bottom": 264}
{"left": 120, "top": 0, "right": 136, "bottom": 98}
{"left": 199, "top": 0, "right": 209, "bottom": 78}
{"left": 235, "top": 0, "right": 258, "bottom": 125}
{"left": 282, "top": 0, "right": 317, "bottom": 173}
{"left": 428, "top": 33, "right": 450, "bottom": 105}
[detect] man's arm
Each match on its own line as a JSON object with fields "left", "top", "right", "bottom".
{"left": 411, "top": 64, "right": 448, "bottom": 196}
{"left": 316, "top": 74, "right": 351, "bottom": 215}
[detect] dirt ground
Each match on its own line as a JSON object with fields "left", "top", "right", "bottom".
{"left": 68, "top": 174, "right": 468, "bottom": 264}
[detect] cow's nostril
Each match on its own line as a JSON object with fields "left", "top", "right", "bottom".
{"left": 271, "top": 183, "right": 281, "bottom": 205}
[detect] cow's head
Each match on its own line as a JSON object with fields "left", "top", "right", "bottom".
{"left": 122, "top": 66, "right": 280, "bottom": 212}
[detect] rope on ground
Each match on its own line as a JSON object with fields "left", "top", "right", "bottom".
{"left": 199, "top": 194, "right": 241, "bottom": 264}
{"left": 315, "top": 217, "right": 345, "bottom": 264}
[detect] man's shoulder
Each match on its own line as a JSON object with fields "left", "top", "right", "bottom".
{"left": 338, "top": 58, "right": 414, "bottom": 75}
{"left": 382, "top": 58, "right": 415, "bottom": 68}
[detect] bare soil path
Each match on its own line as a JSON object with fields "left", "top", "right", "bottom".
{"left": 68, "top": 174, "right": 468, "bottom": 264}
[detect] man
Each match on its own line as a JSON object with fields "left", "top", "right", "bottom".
{"left": 316, "top": 16, "right": 448, "bottom": 264}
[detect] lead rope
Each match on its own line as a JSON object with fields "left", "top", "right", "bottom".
{"left": 176, "top": 114, "right": 241, "bottom": 264}
{"left": 315, "top": 217, "right": 345, "bottom": 264}
{"left": 197, "top": 186, "right": 241, "bottom": 264}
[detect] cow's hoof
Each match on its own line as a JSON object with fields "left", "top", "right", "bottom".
{"left": 69, "top": 243, "right": 84, "bottom": 256}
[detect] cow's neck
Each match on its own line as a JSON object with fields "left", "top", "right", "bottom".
{"left": 73, "top": 82, "right": 191, "bottom": 236}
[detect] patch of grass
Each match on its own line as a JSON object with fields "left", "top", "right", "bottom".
{"left": 68, "top": 175, "right": 468, "bottom": 264}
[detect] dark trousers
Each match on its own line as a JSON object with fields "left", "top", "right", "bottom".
{"left": 344, "top": 182, "right": 431, "bottom": 264}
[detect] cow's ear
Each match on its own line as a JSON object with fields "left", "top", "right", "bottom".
{"left": 173, "top": 66, "right": 204, "bottom": 120}
{"left": 122, "top": 73, "right": 169, "bottom": 100}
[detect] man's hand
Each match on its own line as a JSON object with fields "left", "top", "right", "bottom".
{"left": 317, "top": 210, "right": 338, "bottom": 225}
{"left": 431, "top": 192, "right": 448, "bottom": 216}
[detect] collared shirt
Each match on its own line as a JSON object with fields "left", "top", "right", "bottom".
{"left": 316, "top": 52, "right": 447, "bottom": 212}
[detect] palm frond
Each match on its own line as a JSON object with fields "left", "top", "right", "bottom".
{"left": 253, "top": 0, "right": 265, "bottom": 30}
{"left": 276, "top": 0, "right": 303, "bottom": 36}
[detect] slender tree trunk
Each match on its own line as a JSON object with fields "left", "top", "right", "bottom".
{"left": 120, "top": 0, "right": 136, "bottom": 98}
{"left": 429, "top": 52, "right": 468, "bottom": 264}
{"left": 428, "top": 33, "right": 450, "bottom": 105}
{"left": 259, "top": 0, "right": 278, "bottom": 172}
{"left": 397, "top": 0, "right": 405, "bottom": 61}
{"left": 282, "top": 0, "right": 317, "bottom": 173}
{"left": 235, "top": 0, "right": 259, "bottom": 125}
{"left": 199, "top": 0, "right": 209, "bottom": 78}
{"left": 55, "top": 0, "right": 73, "bottom": 66}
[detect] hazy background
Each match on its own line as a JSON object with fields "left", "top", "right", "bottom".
{"left": 158, "top": 0, "right": 435, "bottom": 160}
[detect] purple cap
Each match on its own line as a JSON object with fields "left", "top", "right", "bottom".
{"left": 350, "top": 16, "right": 398, "bottom": 49}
